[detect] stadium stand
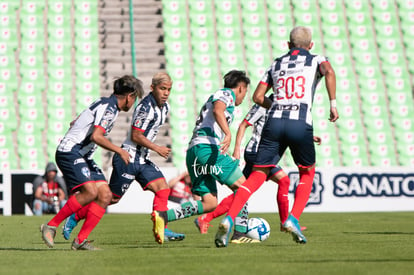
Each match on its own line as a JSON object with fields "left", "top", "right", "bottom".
{"left": 161, "top": 0, "right": 414, "bottom": 168}
{"left": 2, "top": 0, "right": 413, "bottom": 170}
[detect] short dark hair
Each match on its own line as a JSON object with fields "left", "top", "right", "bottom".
{"left": 223, "top": 70, "right": 250, "bottom": 88}
{"left": 113, "top": 75, "right": 144, "bottom": 98}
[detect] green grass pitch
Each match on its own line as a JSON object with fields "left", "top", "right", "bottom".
{"left": 1, "top": 212, "right": 413, "bottom": 275}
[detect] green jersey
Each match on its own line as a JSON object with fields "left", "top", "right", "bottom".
{"left": 188, "top": 88, "right": 235, "bottom": 149}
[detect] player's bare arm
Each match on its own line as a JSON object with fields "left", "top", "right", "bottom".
{"left": 252, "top": 82, "right": 272, "bottom": 109}
{"left": 320, "top": 61, "right": 339, "bottom": 122}
{"left": 233, "top": 120, "right": 250, "bottom": 160}
{"left": 90, "top": 126, "right": 130, "bottom": 164}
{"left": 131, "top": 128, "right": 171, "bottom": 159}
{"left": 213, "top": 100, "right": 231, "bottom": 154}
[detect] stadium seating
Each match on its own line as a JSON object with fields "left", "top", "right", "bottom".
{"left": 159, "top": 0, "right": 414, "bottom": 168}
{"left": 0, "top": 0, "right": 102, "bottom": 169}
{"left": 2, "top": 0, "right": 413, "bottom": 169}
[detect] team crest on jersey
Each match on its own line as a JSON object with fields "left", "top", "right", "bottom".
{"left": 134, "top": 110, "right": 147, "bottom": 127}
{"left": 81, "top": 167, "right": 91, "bottom": 179}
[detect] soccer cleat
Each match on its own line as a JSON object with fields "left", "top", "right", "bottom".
{"left": 71, "top": 239, "right": 100, "bottom": 251}
{"left": 230, "top": 231, "right": 260, "bottom": 244}
{"left": 62, "top": 214, "right": 79, "bottom": 240}
{"left": 280, "top": 223, "right": 307, "bottom": 232}
{"left": 40, "top": 224, "right": 56, "bottom": 248}
{"left": 151, "top": 211, "right": 165, "bottom": 244}
{"left": 164, "top": 228, "right": 185, "bottom": 242}
{"left": 214, "top": 216, "right": 233, "bottom": 248}
{"left": 194, "top": 214, "right": 211, "bottom": 234}
{"left": 282, "top": 214, "right": 307, "bottom": 244}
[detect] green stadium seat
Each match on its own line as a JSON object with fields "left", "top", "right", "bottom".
{"left": 240, "top": 0, "right": 265, "bottom": 13}
{"left": 21, "top": 0, "right": 45, "bottom": 14}
{"left": 167, "top": 65, "right": 191, "bottom": 81}
{"left": 324, "top": 39, "right": 349, "bottom": 55}
{"left": 291, "top": 0, "right": 318, "bottom": 12}
{"left": 74, "top": 0, "right": 98, "bottom": 15}
{"left": 19, "top": 107, "right": 45, "bottom": 131}
{"left": 189, "top": 12, "right": 213, "bottom": 28}
{"left": 346, "top": 11, "right": 370, "bottom": 25}
{"left": 162, "top": 0, "right": 186, "bottom": 14}
{"left": 319, "top": 0, "right": 342, "bottom": 11}
{"left": 372, "top": 11, "right": 398, "bottom": 25}
{"left": 368, "top": 144, "right": 397, "bottom": 166}
{"left": 266, "top": 0, "right": 291, "bottom": 13}
{"left": 216, "top": 13, "right": 239, "bottom": 27}
{"left": 342, "top": 155, "right": 369, "bottom": 167}
{"left": 384, "top": 77, "right": 410, "bottom": 92}
{"left": 294, "top": 12, "right": 319, "bottom": 26}
{"left": 188, "top": 0, "right": 212, "bottom": 14}
{"left": 322, "top": 25, "right": 347, "bottom": 40}
{"left": 216, "top": 26, "right": 242, "bottom": 40}
{"left": 320, "top": 11, "right": 346, "bottom": 26}
{"left": 371, "top": 0, "right": 394, "bottom": 11}
{"left": 48, "top": 26, "right": 72, "bottom": 43}
{"left": 48, "top": 1, "right": 71, "bottom": 15}
{"left": 363, "top": 117, "right": 388, "bottom": 132}
{"left": 341, "top": 143, "right": 369, "bottom": 166}
{"left": 344, "top": 0, "right": 370, "bottom": 12}
{"left": 375, "top": 24, "right": 399, "bottom": 39}
{"left": 268, "top": 12, "right": 292, "bottom": 28}
{"left": 219, "top": 52, "right": 245, "bottom": 71}
{"left": 215, "top": 0, "right": 237, "bottom": 13}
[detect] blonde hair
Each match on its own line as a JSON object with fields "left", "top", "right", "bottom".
{"left": 152, "top": 72, "right": 172, "bottom": 86}
{"left": 289, "top": 26, "right": 312, "bottom": 48}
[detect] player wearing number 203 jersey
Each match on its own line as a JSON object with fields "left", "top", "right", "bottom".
{"left": 216, "top": 27, "right": 338, "bottom": 247}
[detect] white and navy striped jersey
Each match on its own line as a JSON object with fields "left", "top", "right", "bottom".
{"left": 189, "top": 88, "right": 236, "bottom": 148}
{"left": 261, "top": 47, "right": 329, "bottom": 125}
{"left": 243, "top": 95, "right": 274, "bottom": 154}
{"left": 57, "top": 94, "right": 120, "bottom": 159}
{"left": 122, "top": 92, "right": 169, "bottom": 163}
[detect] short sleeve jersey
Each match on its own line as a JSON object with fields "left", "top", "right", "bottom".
{"left": 122, "top": 92, "right": 169, "bottom": 162}
{"left": 243, "top": 95, "right": 274, "bottom": 154}
{"left": 57, "top": 94, "right": 119, "bottom": 158}
{"left": 261, "top": 47, "right": 329, "bottom": 125}
{"left": 189, "top": 88, "right": 236, "bottom": 148}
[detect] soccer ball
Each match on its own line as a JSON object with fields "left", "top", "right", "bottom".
{"left": 246, "top": 217, "right": 271, "bottom": 241}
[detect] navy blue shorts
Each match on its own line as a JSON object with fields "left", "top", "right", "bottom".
{"left": 109, "top": 153, "right": 165, "bottom": 197}
{"left": 55, "top": 151, "right": 106, "bottom": 193}
{"left": 243, "top": 151, "right": 282, "bottom": 179}
{"left": 254, "top": 118, "right": 315, "bottom": 168}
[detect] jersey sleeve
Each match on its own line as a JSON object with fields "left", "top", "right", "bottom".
{"left": 244, "top": 104, "right": 266, "bottom": 126}
{"left": 260, "top": 64, "right": 274, "bottom": 87}
{"left": 95, "top": 105, "right": 117, "bottom": 133}
{"left": 317, "top": 55, "right": 330, "bottom": 75}
{"left": 131, "top": 104, "right": 151, "bottom": 133}
{"left": 211, "top": 89, "right": 234, "bottom": 107}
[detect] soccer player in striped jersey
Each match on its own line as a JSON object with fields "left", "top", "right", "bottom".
{"left": 152, "top": 70, "right": 258, "bottom": 244}
{"left": 215, "top": 26, "right": 339, "bottom": 247}
{"left": 41, "top": 75, "right": 144, "bottom": 250}
{"left": 62, "top": 73, "right": 184, "bottom": 244}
